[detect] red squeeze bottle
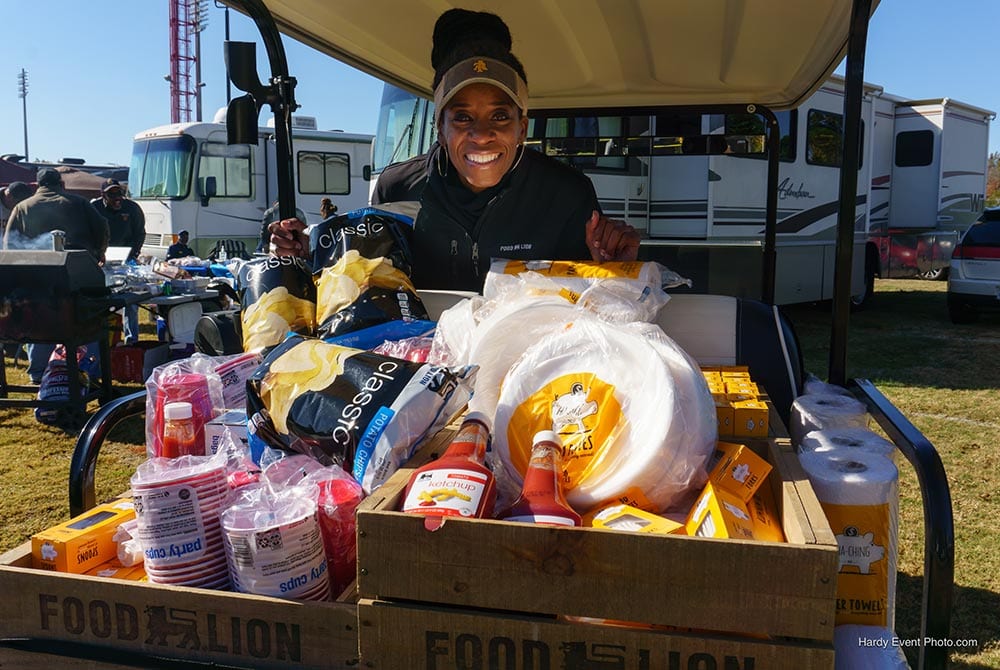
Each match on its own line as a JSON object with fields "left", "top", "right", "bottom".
{"left": 497, "top": 431, "right": 582, "bottom": 527}
{"left": 161, "top": 401, "right": 201, "bottom": 458}
{"left": 401, "top": 412, "right": 496, "bottom": 527}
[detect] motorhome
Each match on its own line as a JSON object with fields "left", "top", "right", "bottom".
{"left": 870, "top": 96, "right": 994, "bottom": 280}
{"left": 130, "top": 114, "right": 373, "bottom": 259}
{"left": 372, "top": 77, "right": 992, "bottom": 304}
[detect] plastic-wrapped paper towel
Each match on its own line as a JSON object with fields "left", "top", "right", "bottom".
{"left": 833, "top": 625, "right": 909, "bottom": 670}
{"left": 800, "top": 450, "right": 898, "bottom": 630}
{"left": 492, "top": 317, "right": 717, "bottom": 513}
{"left": 799, "top": 427, "right": 896, "bottom": 459}
{"left": 790, "top": 393, "right": 869, "bottom": 447}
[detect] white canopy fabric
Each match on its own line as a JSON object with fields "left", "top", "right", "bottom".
{"left": 246, "top": 0, "right": 878, "bottom": 111}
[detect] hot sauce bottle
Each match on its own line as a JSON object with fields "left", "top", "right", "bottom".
{"left": 161, "top": 401, "right": 200, "bottom": 458}
{"left": 401, "top": 412, "right": 496, "bottom": 523}
{"left": 497, "top": 431, "right": 582, "bottom": 526}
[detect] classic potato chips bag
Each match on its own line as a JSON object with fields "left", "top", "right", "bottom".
{"left": 310, "top": 207, "right": 414, "bottom": 276}
{"left": 247, "top": 335, "right": 472, "bottom": 493}
{"left": 238, "top": 256, "right": 317, "bottom": 352}
{"left": 315, "top": 250, "right": 428, "bottom": 339}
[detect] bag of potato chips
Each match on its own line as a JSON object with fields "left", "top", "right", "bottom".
{"left": 246, "top": 335, "right": 473, "bottom": 493}
{"left": 310, "top": 207, "right": 414, "bottom": 276}
{"left": 315, "top": 250, "right": 429, "bottom": 339}
{"left": 238, "top": 256, "right": 317, "bottom": 352}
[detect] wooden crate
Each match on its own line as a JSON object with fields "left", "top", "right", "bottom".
{"left": 0, "top": 542, "right": 359, "bottom": 669}
{"left": 357, "top": 427, "right": 839, "bottom": 668}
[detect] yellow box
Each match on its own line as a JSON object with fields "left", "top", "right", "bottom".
{"left": 725, "top": 385, "right": 760, "bottom": 402}
{"left": 733, "top": 399, "right": 769, "bottom": 437}
{"left": 718, "top": 365, "right": 750, "bottom": 374}
{"left": 715, "top": 399, "right": 734, "bottom": 437}
{"left": 32, "top": 499, "right": 135, "bottom": 574}
{"left": 84, "top": 560, "right": 145, "bottom": 581}
{"left": 584, "top": 504, "right": 685, "bottom": 535}
{"left": 748, "top": 485, "right": 786, "bottom": 543}
{"left": 684, "top": 483, "right": 755, "bottom": 540}
{"left": 708, "top": 441, "right": 773, "bottom": 502}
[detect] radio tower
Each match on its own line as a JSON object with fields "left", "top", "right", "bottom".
{"left": 168, "top": 0, "right": 202, "bottom": 123}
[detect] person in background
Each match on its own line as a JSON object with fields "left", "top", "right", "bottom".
{"left": 166, "top": 230, "right": 195, "bottom": 260}
{"left": 1, "top": 181, "right": 33, "bottom": 233}
{"left": 2, "top": 168, "right": 109, "bottom": 384}
{"left": 270, "top": 9, "right": 639, "bottom": 290}
{"left": 90, "top": 179, "right": 145, "bottom": 263}
{"left": 257, "top": 200, "right": 306, "bottom": 254}
{"left": 1, "top": 182, "right": 34, "bottom": 359}
{"left": 91, "top": 178, "right": 146, "bottom": 344}
{"left": 320, "top": 197, "right": 337, "bottom": 221}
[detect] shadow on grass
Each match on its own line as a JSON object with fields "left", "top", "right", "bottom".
{"left": 782, "top": 285, "right": 1000, "bottom": 391}
{"left": 894, "top": 572, "right": 1000, "bottom": 668}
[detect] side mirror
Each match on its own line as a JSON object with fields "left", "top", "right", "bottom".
{"left": 225, "top": 41, "right": 266, "bottom": 98}
{"left": 226, "top": 95, "right": 259, "bottom": 146}
{"left": 362, "top": 165, "right": 372, "bottom": 181}
{"left": 201, "top": 175, "right": 217, "bottom": 206}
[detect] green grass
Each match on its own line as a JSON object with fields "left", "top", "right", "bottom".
{"left": 1, "top": 280, "right": 998, "bottom": 667}
{"left": 783, "top": 279, "right": 1000, "bottom": 669}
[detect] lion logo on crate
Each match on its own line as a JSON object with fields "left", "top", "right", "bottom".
{"left": 145, "top": 606, "right": 201, "bottom": 649}
{"left": 836, "top": 526, "right": 885, "bottom": 574}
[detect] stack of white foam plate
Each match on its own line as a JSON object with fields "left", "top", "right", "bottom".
{"left": 493, "top": 318, "right": 716, "bottom": 513}
{"left": 221, "top": 496, "right": 331, "bottom": 601}
{"left": 131, "top": 458, "right": 231, "bottom": 590}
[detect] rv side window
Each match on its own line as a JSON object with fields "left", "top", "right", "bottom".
{"left": 806, "top": 109, "right": 864, "bottom": 169}
{"left": 894, "top": 130, "right": 934, "bottom": 167}
{"left": 298, "top": 151, "right": 350, "bottom": 195}
{"left": 724, "top": 110, "right": 797, "bottom": 161}
{"left": 198, "top": 143, "right": 251, "bottom": 197}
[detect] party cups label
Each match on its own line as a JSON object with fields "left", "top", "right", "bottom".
{"left": 134, "top": 484, "right": 214, "bottom": 567}
{"left": 224, "top": 512, "right": 329, "bottom": 599}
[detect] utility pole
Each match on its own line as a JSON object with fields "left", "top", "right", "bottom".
{"left": 214, "top": 0, "right": 231, "bottom": 103}
{"left": 17, "top": 69, "right": 28, "bottom": 159}
{"left": 195, "top": 0, "right": 209, "bottom": 121}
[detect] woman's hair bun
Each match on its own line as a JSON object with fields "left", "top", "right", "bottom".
{"left": 431, "top": 8, "right": 513, "bottom": 71}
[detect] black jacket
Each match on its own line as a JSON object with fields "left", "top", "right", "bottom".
{"left": 91, "top": 197, "right": 145, "bottom": 261}
{"left": 373, "top": 145, "right": 597, "bottom": 291}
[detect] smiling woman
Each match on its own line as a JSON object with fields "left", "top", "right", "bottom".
{"left": 270, "top": 8, "right": 639, "bottom": 292}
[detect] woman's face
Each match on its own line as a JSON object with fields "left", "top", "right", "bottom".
{"left": 438, "top": 82, "right": 528, "bottom": 193}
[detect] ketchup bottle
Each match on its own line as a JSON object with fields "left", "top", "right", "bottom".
{"left": 161, "top": 401, "right": 201, "bottom": 458}
{"left": 401, "top": 411, "right": 496, "bottom": 524}
{"left": 497, "top": 431, "right": 581, "bottom": 527}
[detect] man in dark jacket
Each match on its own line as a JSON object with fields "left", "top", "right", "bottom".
{"left": 4, "top": 168, "right": 109, "bottom": 261}
{"left": 91, "top": 179, "right": 145, "bottom": 262}
{"left": 3, "top": 168, "right": 110, "bottom": 383}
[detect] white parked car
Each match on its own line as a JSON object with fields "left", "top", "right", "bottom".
{"left": 947, "top": 207, "right": 1000, "bottom": 323}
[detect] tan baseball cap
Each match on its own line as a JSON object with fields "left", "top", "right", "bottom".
{"left": 433, "top": 57, "right": 528, "bottom": 125}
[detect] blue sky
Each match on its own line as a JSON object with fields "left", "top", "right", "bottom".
{"left": 1, "top": 0, "right": 998, "bottom": 168}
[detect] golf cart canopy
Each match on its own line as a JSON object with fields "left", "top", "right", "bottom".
{"left": 244, "top": 0, "right": 878, "bottom": 111}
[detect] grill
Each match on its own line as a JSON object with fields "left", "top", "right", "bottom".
{"left": 0, "top": 250, "right": 111, "bottom": 342}
{"left": 0, "top": 249, "right": 134, "bottom": 428}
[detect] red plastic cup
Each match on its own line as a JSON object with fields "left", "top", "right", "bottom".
{"left": 152, "top": 373, "right": 217, "bottom": 457}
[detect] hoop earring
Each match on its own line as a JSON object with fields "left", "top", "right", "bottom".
{"left": 436, "top": 145, "right": 449, "bottom": 177}
{"left": 509, "top": 144, "right": 525, "bottom": 174}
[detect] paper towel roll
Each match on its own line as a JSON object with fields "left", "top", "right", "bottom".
{"left": 790, "top": 393, "right": 869, "bottom": 446}
{"left": 833, "top": 625, "right": 909, "bottom": 670}
{"left": 799, "top": 427, "right": 895, "bottom": 459}
{"left": 800, "top": 450, "right": 898, "bottom": 629}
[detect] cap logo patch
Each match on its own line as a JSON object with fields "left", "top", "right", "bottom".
{"left": 472, "top": 59, "right": 488, "bottom": 73}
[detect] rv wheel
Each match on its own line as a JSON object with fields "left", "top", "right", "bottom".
{"left": 850, "top": 250, "right": 877, "bottom": 311}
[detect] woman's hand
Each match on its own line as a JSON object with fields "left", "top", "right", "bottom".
{"left": 268, "top": 217, "right": 309, "bottom": 258}
{"left": 585, "top": 211, "right": 640, "bottom": 262}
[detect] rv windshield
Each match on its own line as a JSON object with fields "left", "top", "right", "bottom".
{"left": 372, "top": 84, "right": 435, "bottom": 175}
{"left": 129, "top": 135, "right": 196, "bottom": 199}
